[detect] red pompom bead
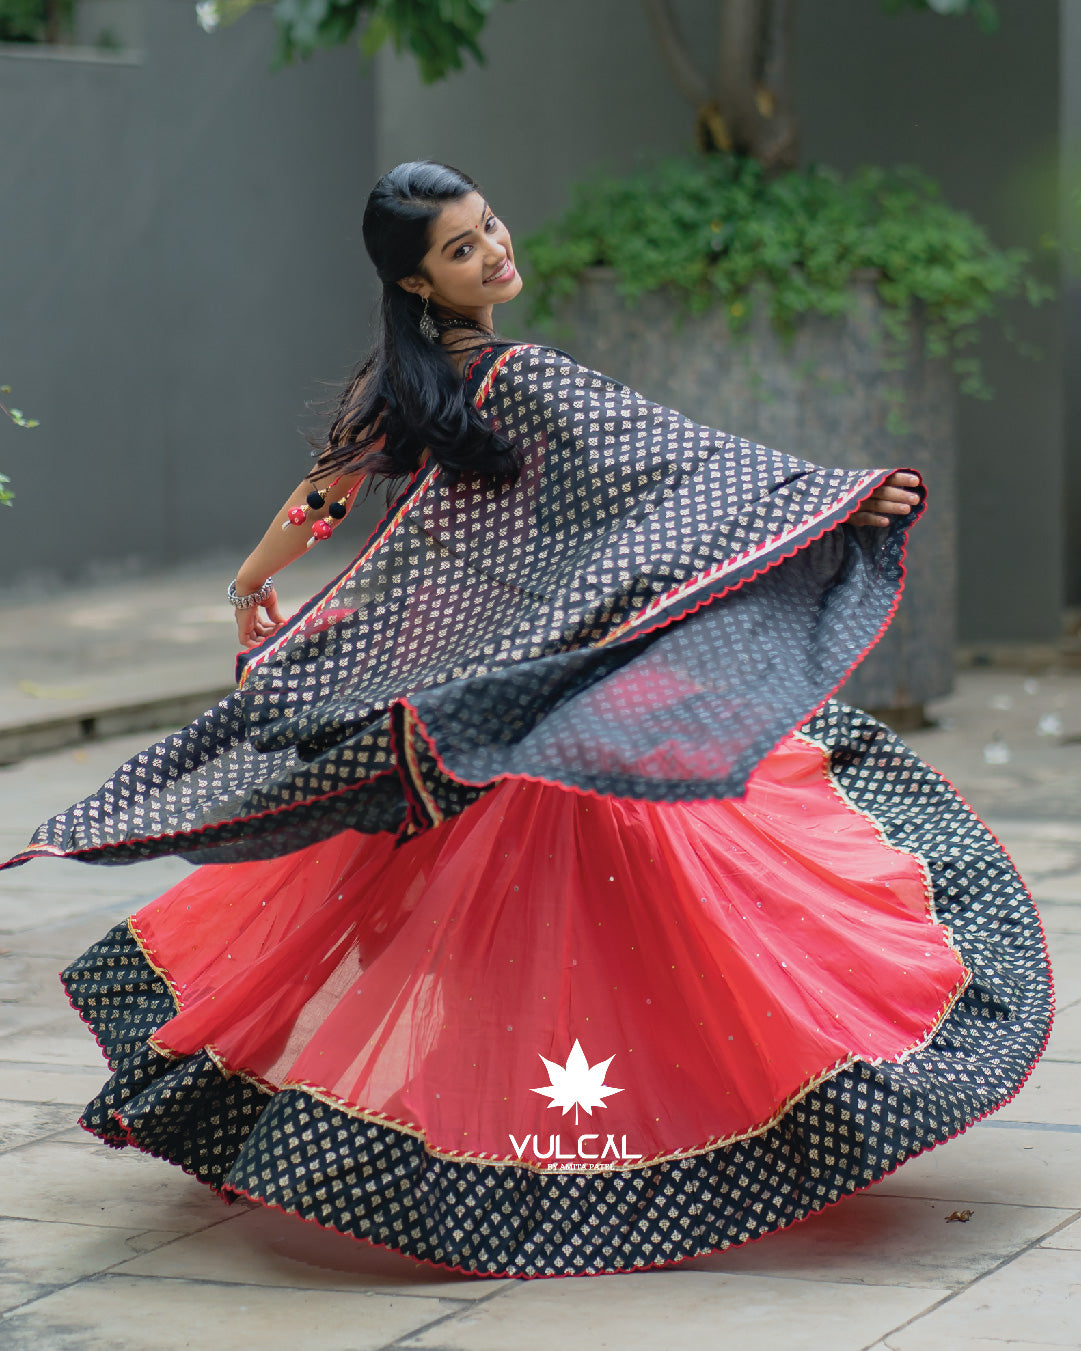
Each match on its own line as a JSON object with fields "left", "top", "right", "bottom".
{"left": 312, "top": 518, "right": 334, "bottom": 541}
{"left": 288, "top": 506, "right": 307, "bottom": 525}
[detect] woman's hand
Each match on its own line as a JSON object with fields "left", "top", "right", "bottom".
{"left": 229, "top": 470, "right": 368, "bottom": 656}
{"left": 849, "top": 471, "right": 922, "bottom": 527}
{"left": 235, "top": 585, "right": 287, "bottom": 651}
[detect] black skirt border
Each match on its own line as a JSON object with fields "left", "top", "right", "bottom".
{"left": 57, "top": 701, "right": 1054, "bottom": 1280}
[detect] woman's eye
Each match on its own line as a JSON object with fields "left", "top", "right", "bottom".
{"left": 452, "top": 217, "right": 497, "bottom": 258}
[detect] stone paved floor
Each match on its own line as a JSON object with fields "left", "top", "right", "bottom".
{"left": 0, "top": 672, "right": 1078, "bottom": 1349}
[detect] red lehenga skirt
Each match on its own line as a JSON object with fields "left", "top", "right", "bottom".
{"left": 61, "top": 703, "right": 1052, "bottom": 1279}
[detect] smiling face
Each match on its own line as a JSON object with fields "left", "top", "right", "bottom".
{"left": 398, "top": 191, "right": 522, "bottom": 328}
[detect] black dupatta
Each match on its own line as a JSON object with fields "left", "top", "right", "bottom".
{"left": 3, "top": 343, "right": 922, "bottom": 871}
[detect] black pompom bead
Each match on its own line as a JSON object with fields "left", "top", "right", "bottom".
{"left": 306, "top": 490, "right": 326, "bottom": 509}
{"left": 328, "top": 501, "right": 347, "bottom": 519}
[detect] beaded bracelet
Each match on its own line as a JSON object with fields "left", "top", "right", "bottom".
{"left": 227, "top": 576, "right": 274, "bottom": 610}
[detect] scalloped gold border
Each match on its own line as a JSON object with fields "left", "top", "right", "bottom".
{"left": 122, "top": 741, "right": 970, "bottom": 1174}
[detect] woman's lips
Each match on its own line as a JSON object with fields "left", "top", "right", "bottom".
{"left": 484, "top": 258, "right": 516, "bottom": 284}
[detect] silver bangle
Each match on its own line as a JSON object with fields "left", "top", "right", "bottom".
{"left": 228, "top": 576, "right": 274, "bottom": 609}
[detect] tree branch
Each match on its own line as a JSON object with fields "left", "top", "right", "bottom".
{"left": 641, "top": 0, "right": 712, "bottom": 108}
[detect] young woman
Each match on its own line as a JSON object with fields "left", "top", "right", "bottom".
{"left": 3, "top": 161, "right": 1052, "bottom": 1280}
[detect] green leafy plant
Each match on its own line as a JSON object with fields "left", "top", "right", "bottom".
{"left": 522, "top": 154, "right": 1050, "bottom": 400}
{"left": 1, "top": 384, "right": 39, "bottom": 509}
{"left": 0, "top": 0, "right": 73, "bottom": 43}
{"left": 198, "top": 0, "right": 509, "bottom": 81}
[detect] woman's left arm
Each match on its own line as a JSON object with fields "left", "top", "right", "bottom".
{"left": 848, "top": 471, "right": 922, "bottom": 528}
{"left": 233, "top": 470, "right": 368, "bottom": 651}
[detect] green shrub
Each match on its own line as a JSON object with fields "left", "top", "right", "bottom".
{"left": 522, "top": 154, "right": 1051, "bottom": 399}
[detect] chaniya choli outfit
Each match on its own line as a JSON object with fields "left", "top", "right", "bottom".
{"left": 2, "top": 343, "right": 1053, "bottom": 1279}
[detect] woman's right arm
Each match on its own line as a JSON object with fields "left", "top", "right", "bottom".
{"left": 233, "top": 467, "right": 370, "bottom": 651}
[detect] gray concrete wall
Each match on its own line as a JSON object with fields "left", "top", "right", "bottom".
{"left": 0, "top": 0, "right": 376, "bottom": 592}
{"left": 795, "top": 0, "right": 1063, "bottom": 644}
{"left": 378, "top": 0, "right": 1064, "bottom": 645}
{"left": 1063, "top": 0, "right": 1081, "bottom": 612}
{"left": 3, "top": 0, "right": 1067, "bottom": 643}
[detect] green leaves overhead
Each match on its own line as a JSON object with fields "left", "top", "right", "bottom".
{"left": 206, "top": 0, "right": 508, "bottom": 81}
{"left": 522, "top": 155, "right": 1050, "bottom": 400}
{"left": 195, "top": 0, "right": 1002, "bottom": 96}
{"left": 355, "top": 0, "right": 504, "bottom": 81}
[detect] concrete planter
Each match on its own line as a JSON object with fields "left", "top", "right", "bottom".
{"left": 541, "top": 268, "right": 957, "bottom": 724}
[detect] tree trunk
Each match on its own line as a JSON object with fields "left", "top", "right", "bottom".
{"left": 641, "top": 0, "right": 800, "bottom": 168}
{"left": 716, "top": 0, "right": 799, "bottom": 168}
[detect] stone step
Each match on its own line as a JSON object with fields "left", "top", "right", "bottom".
{"left": 0, "top": 684, "right": 234, "bottom": 766}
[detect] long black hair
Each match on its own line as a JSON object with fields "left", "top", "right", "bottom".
{"left": 310, "top": 161, "right": 521, "bottom": 495}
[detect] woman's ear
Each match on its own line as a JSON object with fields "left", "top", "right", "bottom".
{"left": 398, "top": 275, "right": 429, "bottom": 299}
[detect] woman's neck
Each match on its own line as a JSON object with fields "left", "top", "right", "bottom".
{"left": 433, "top": 309, "right": 498, "bottom": 375}
{"left": 433, "top": 301, "right": 494, "bottom": 332}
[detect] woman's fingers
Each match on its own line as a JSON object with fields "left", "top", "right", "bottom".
{"left": 849, "top": 503, "right": 903, "bottom": 526}
{"left": 872, "top": 484, "right": 921, "bottom": 503}
{"left": 864, "top": 496, "right": 915, "bottom": 515}
{"left": 235, "top": 609, "right": 264, "bottom": 648}
{"left": 851, "top": 476, "right": 923, "bottom": 528}
{"left": 246, "top": 606, "right": 286, "bottom": 644}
